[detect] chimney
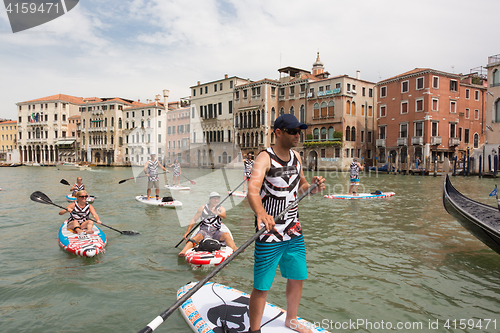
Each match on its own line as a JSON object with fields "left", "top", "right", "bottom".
{"left": 224, "top": 74, "right": 228, "bottom": 79}
{"left": 356, "top": 70, "right": 361, "bottom": 80}
{"left": 155, "top": 94, "right": 161, "bottom": 106}
{"left": 163, "top": 90, "right": 169, "bottom": 110}
{"left": 197, "top": 81, "right": 200, "bottom": 86}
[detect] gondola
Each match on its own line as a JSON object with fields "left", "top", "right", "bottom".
{"left": 443, "top": 174, "right": 500, "bottom": 255}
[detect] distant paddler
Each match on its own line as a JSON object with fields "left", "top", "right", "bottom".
{"left": 144, "top": 153, "right": 168, "bottom": 200}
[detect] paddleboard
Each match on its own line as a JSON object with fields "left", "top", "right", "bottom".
{"left": 178, "top": 282, "right": 330, "bottom": 333}
{"left": 65, "top": 194, "right": 95, "bottom": 203}
{"left": 165, "top": 185, "right": 191, "bottom": 191}
{"left": 184, "top": 223, "right": 233, "bottom": 267}
{"left": 324, "top": 192, "right": 395, "bottom": 200}
{"left": 228, "top": 190, "right": 247, "bottom": 198}
{"left": 58, "top": 220, "right": 107, "bottom": 257}
{"left": 135, "top": 195, "right": 182, "bottom": 208}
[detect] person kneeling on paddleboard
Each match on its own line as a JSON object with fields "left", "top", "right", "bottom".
{"left": 70, "top": 177, "right": 85, "bottom": 197}
{"left": 178, "top": 192, "right": 237, "bottom": 256}
{"left": 59, "top": 190, "right": 101, "bottom": 235}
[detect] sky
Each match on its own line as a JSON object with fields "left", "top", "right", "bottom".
{"left": 0, "top": 0, "right": 499, "bottom": 120}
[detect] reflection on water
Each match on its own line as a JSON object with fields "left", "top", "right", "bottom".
{"left": 1, "top": 167, "right": 500, "bottom": 332}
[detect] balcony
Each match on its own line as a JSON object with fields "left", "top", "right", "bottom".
{"left": 397, "top": 137, "right": 408, "bottom": 146}
{"left": 376, "top": 139, "right": 386, "bottom": 147}
{"left": 449, "top": 137, "right": 460, "bottom": 146}
{"left": 411, "top": 136, "right": 424, "bottom": 145}
{"left": 431, "top": 136, "right": 442, "bottom": 145}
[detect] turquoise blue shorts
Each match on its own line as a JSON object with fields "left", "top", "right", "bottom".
{"left": 350, "top": 178, "right": 359, "bottom": 185}
{"left": 253, "top": 235, "right": 307, "bottom": 291}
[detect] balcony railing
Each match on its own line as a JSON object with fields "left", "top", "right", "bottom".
{"left": 411, "top": 136, "right": 424, "bottom": 145}
{"left": 431, "top": 136, "right": 442, "bottom": 145}
{"left": 449, "top": 137, "right": 460, "bottom": 146}
{"left": 376, "top": 139, "right": 386, "bottom": 147}
{"left": 397, "top": 137, "right": 408, "bottom": 146}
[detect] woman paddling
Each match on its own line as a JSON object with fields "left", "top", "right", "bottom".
{"left": 59, "top": 190, "right": 101, "bottom": 234}
{"left": 69, "top": 177, "right": 85, "bottom": 197}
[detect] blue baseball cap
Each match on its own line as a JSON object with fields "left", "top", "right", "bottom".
{"left": 273, "top": 114, "right": 308, "bottom": 131}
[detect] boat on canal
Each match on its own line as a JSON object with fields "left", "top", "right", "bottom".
{"left": 442, "top": 174, "right": 500, "bottom": 255}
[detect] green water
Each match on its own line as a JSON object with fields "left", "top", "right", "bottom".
{"left": 1, "top": 166, "right": 500, "bottom": 332}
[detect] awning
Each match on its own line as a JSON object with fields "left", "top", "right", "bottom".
{"left": 56, "top": 140, "right": 76, "bottom": 145}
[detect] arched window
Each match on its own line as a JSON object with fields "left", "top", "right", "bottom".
{"left": 352, "top": 102, "right": 356, "bottom": 116}
{"left": 239, "top": 113, "right": 243, "bottom": 128}
{"left": 252, "top": 111, "right": 256, "bottom": 128}
{"left": 346, "top": 101, "right": 351, "bottom": 115}
{"left": 105, "top": 118, "right": 108, "bottom": 127}
{"left": 313, "top": 128, "right": 319, "bottom": 140}
{"left": 111, "top": 117, "right": 114, "bottom": 127}
{"left": 271, "top": 108, "right": 276, "bottom": 126}
{"left": 257, "top": 110, "right": 261, "bottom": 127}
{"left": 474, "top": 133, "right": 479, "bottom": 148}
{"left": 328, "top": 126, "right": 335, "bottom": 140}
{"left": 247, "top": 112, "right": 252, "bottom": 128}
{"left": 280, "top": 107, "right": 285, "bottom": 116}
{"left": 290, "top": 106, "right": 295, "bottom": 116}
{"left": 346, "top": 126, "right": 351, "bottom": 141}
{"left": 320, "top": 102, "right": 327, "bottom": 117}
{"left": 260, "top": 131, "right": 264, "bottom": 144}
{"left": 243, "top": 112, "right": 247, "bottom": 128}
{"left": 320, "top": 127, "right": 327, "bottom": 140}
{"left": 351, "top": 126, "right": 356, "bottom": 141}
{"left": 313, "top": 103, "right": 320, "bottom": 119}
{"left": 300, "top": 105, "right": 305, "bottom": 123}
{"left": 328, "top": 101, "right": 335, "bottom": 117}
{"left": 261, "top": 109, "right": 265, "bottom": 126}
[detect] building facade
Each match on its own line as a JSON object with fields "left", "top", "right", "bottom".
{"left": 485, "top": 54, "right": 500, "bottom": 164}
{"left": 17, "top": 94, "right": 83, "bottom": 165}
{"left": 0, "top": 120, "right": 19, "bottom": 164}
{"left": 375, "top": 68, "right": 486, "bottom": 169}
{"left": 166, "top": 105, "right": 190, "bottom": 165}
{"left": 122, "top": 91, "right": 169, "bottom": 166}
{"left": 190, "top": 75, "right": 247, "bottom": 167}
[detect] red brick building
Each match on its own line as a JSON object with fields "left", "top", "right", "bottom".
{"left": 375, "top": 68, "right": 486, "bottom": 169}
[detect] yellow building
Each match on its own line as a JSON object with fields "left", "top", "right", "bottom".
{"left": 0, "top": 120, "right": 19, "bottom": 164}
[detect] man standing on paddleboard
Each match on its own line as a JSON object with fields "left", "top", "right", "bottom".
{"left": 348, "top": 158, "right": 363, "bottom": 196}
{"left": 144, "top": 153, "right": 167, "bottom": 200}
{"left": 247, "top": 114, "right": 325, "bottom": 333}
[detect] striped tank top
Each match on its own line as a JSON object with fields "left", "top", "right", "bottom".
{"left": 350, "top": 161, "right": 359, "bottom": 179}
{"left": 173, "top": 163, "right": 180, "bottom": 176}
{"left": 244, "top": 159, "right": 253, "bottom": 177}
{"left": 200, "top": 204, "right": 222, "bottom": 231}
{"left": 72, "top": 183, "right": 84, "bottom": 195}
{"left": 147, "top": 160, "right": 159, "bottom": 181}
{"left": 68, "top": 202, "right": 90, "bottom": 222}
{"left": 256, "top": 147, "right": 302, "bottom": 243}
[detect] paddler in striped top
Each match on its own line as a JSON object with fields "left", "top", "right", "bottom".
{"left": 247, "top": 114, "right": 325, "bottom": 333}
{"left": 144, "top": 153, "right": 167, "bottom": 200}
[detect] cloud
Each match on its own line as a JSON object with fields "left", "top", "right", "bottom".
{"left": 1, "top": 0, "right": 500, "bottom": 120}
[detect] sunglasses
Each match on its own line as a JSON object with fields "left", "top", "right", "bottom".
{"left": 281, "top": 128, "right": 302, "bottom": 135}
{"left": 79, "top": 195, "right": 89, "bottom": 198}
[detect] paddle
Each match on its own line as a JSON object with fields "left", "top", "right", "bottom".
{"left": 118, "top": 172, "right": 169, "bottom": 184}
{"left": 60, "top": 179, "right": 71, "bottom": 186}
{"left": 174, "top": 176, "right": 249, "bottom": 248}
{"left": 181, "top": 174, "right": 196, "bottom": 185}
{"left": 139, "top": 183, "right": 319, "bottom": 333}
{"left": 30, "top": 191, "right": 140, "bottom": 236}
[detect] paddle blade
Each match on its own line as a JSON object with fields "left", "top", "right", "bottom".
{"left": 118, "top": 177, "right": 133, "bottom": 184}
{"left": 30, "top": 191, "right": 53, "bottom": 205}
{"left": 190, "top": 180, "right": 196, "bottom": 185}
{"left": 122, "top": 230, "right": 140, "bottom": 236}
{"left": 60, "top": 179, "right": 70, "bottom": 186}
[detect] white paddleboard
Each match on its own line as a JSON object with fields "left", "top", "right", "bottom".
{"left": 165, "top": 185, "right": 191, "bottom": 191}
{"left": 135, "top": 195, "right": 182, "bottom": 208}
{"left": 178, "top": 282, "right": 330, "bottom": 333}
{"left": 228, "top": 190, "right": 247, "bottom": 198}
{"left": 324, "top": 192, "right": 395, "bottom": 200}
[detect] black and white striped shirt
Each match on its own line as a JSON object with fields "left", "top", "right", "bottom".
{"left": 200, "top": 204, "right": 222, "bottom": 230}
{"left": 256, "top": 147, "right": 302, "bottom": 243}
{"left": 147, "top": 160, "right": 159, "bottom": 181}
{"left": 68, "top": 202, "right": 90, "bottom": 223}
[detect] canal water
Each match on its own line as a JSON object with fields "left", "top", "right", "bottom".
{"left": 1, "top": 166, "right": 500, "bottom": 332}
